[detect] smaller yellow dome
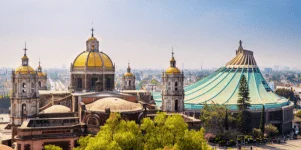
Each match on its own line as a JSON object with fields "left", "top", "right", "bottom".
{"left": 38, "top": 72, "right": 46, "bottom": 77}
{"left": 166, "top": 67, "right": 181, "bottom": 74}
{"left": 87, "top": 37, "right": 97, "bottom": 41}
{"left": 15, "top": 66, "right": 35, "bottom": 74}
{"left": 124, "top": 72, "right": 134, "bottom": 77}
{"left": 22, "top": 55, "right": 28, "bottom": 60}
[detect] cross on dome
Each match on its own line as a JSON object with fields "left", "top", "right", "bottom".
{"left": 23, "top": 42, "right": 27, "bottom": 56}
{"left": 91, "top": 22, "right": 94, "bottom": 37}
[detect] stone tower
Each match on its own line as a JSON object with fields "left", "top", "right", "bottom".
{"left": 161, "top": 50, "right": 184, "bottom": 112}
{"left": 37, "top": 59, "right": 48, "bottom": 90}
{"left": 10, "top": 44, "right": 39, "bottom": 127}
{"left": 122, "top": 63, "right": 135, "bottom": 90}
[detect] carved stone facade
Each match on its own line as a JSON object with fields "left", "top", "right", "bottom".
{"left": 161, "top": 51, "right": 184, "bottom": 112}
{"left": 10, "top": 47, "right": 39, "bottom": 126}
{"left": 10, "top": 46, "right": 40, "bottom": 143}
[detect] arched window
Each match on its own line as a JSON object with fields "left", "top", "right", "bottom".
{"left": 22, "top": 104, "right": 27, "bottom": 115}
{"left": 77, "top": 78, "right": 82, "bottom": 88}
{"left": 106, "top": 78, "right": 111, "bottom": 89}
{"left": 22, "top": 83, "right": 26, "bottom": 88}
{"left": 175, "top": 100, "right": 178, "bottom": 111}
{"left": 129, "top": 80, "right": 131, "bottom": 86}
{"left": 175, "top": 82, "right": 178, "bottom": 86}
{"left": 91, "top": 77, "right": 98, "bottom": 89}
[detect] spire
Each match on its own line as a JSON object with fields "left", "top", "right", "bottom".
{"left": 127, "top": 61, "right": 131, "bottom": 73}
{"left": 21, "top": 42, "right": 29, "bottom": 66}
{"left": 23, "top": 42, "right": 27, "bottom": 56}
{"left": 170, "top": 47, "right": 176, "bottom": 67}
{"left": 38, "top": 58, "right": 42, "bottom": 72}
{"left": 238, "top": 40, "right": 243, "bottom": 53}
{"left": 91, "top": 22, "right": 94, "bottom": 37}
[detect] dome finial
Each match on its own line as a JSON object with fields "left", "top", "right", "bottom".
{"left": 23, "top": 42, "right": 27, "bottom": 56}
{"left": 170, "top": 47, "right": 176, "bottom": 67}
{"left": 39, "top": 57, "right": 41, "bottom": 67}
{"left": 238, "top": 40, "right": 243, "bottom": 52}
{"left": 127, "top": 61, "right": 131, "bottom": 73}
{"left": 91, "top": 22, "right": 94, "bottom": 37}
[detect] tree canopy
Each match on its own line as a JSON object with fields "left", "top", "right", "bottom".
{"left": 264, "top": 124, "right": 279, "bottom": 138}
{"left": 200, "top": 104, "right": 236, "bottom": 135}
{"left": 75, "top": 112, "right": 210, "bottom": 150}
{"left": 275, "top": 88, "right": 300, "bottom": 106}
{"left": 44, "top": 145, "right": 62, "bottom": 150}
{"left": 237, "top": 75, "right": 251, "bottom": 111}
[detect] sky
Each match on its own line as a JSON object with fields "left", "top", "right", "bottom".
{"left": 0, "top": 0, "right": 301, "bottom": 70}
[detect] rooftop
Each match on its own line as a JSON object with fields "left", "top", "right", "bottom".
{"left": 86, "top": 97, "right": 143, "bottom": 112}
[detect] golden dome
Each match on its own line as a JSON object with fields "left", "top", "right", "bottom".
{"left": 38, "top": 72, "right": 46, "bottom": 77}
{"left": 15, "top": 66, "right": 35, "bottom": 74}
{"left": 22, "top": 55, "right": 28, "bottom": 60}
{"left": 87, "top": 37, "right": 97, "bottom": 41}
{"left": 166, "top": 67, "right": 181, "bottom": 74}
{"left": 124, "top": 72, "right": 134, "bottom": 77}
{"left": 73, "top": 51, "right": 113, "bottom": 68}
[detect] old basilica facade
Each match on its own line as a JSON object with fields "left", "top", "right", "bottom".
{"left": 8, "top": 28, "right": 178, "bottom": 150}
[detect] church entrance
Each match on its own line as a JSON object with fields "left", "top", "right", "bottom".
{"left": 175, "top": 100, "right": 178, "bottom": 111}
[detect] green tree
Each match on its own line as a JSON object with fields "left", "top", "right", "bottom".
{"left": 264, "top": 124, "right": 279, "bottom": 138}
{"left": 225, "top": 108, "right": 229, "bottom": 131}
{"left": 259, "top": 105, "right": 265, "bottom": 134}
{"left": 200, "top": 104, "right": 235, "bottom": 135}
{"left": 252, "top": 128, "right": 263, "bottom": 139}
{"left": 75, "top": 113, "right": 143, "bottom": 150}
{"left": 295, "top": 110, "right": 301, "bottom": 119}
{"left": 237, "top": 75, "right": 251, "bottom": 111}
{"left": 44, "top": 145, "right": 62, "bottom": 150}
{"left": 237, "top": 75, "right": 251, "bottom": 133}
{"left": 75, "top": 112, "right": 209, "bottom": 150}
{"left": 141, "top": 112, "right": 209, "bottom": 150}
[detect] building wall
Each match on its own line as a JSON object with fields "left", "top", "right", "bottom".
{"left": 71, "top": 74, "right": 114, "bottom": 92}
{"left": 162, "top": 73, "right": 184, "bottom": 112}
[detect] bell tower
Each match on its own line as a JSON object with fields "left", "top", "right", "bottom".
{"left": 161, "top": 49, "right": 184, "bottom": 112}
{"left": 122, "top": 63, "right": 136, "bottom": 90}
{"left": 10, "top": 44, "right": 39, "bottom": 127}
{"left": 37, "top": 59, "right": 48, "bottom": 90}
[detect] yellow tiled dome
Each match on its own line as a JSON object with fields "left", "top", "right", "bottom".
{"left": 73, "top": 51, "right": 113, "bottom": 68}
{"left": 166, "top": 67, "right": 181, "bottom": 74}
{"left": 87, "top": 36, "right": 97, "bottom": 41}
{"left": 22, "top": 55, "right": 28, "bottom": 60}
{"left": 15, "top": 66, "right": 35, "bottom": 74}
{"left": 124, "top": 72, "right": 134, "bottom": 76}
{"left": 38, "top": 72, "right": 46, "bottom": 77}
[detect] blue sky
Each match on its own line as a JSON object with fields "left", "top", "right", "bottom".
{"left": 0, "top": 0, "right": 300, "bottom": 69}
